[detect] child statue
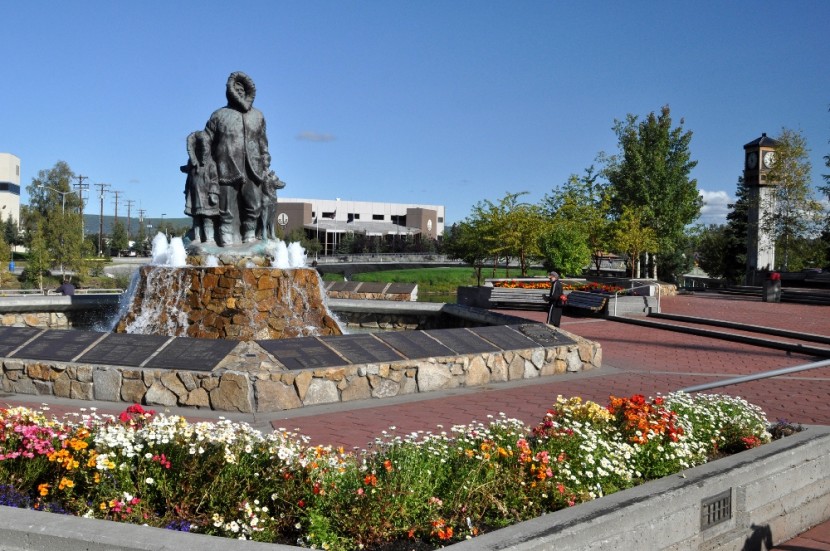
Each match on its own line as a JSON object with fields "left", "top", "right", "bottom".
{"left": 181, "top": 131, "right": 219, "bottom": 243}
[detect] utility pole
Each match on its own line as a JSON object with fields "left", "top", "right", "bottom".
{"left": 112, "top": 191, "right": 123, "bottom": 225}
{"left": 95, "top": 183, "right": 110, "bottom": 256}
{"left": 125, "top": 199, "right": 135, "bottom": 239}
{"left": 73, "top": 175, "right": 89, "bottom": 240}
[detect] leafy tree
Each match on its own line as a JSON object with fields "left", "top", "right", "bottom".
{"left": 0, "top": 236, "right": 10, "bottom": 285}
{"left": 762, "top": 128, "right": 823, "bottom": 270}
{"left": 605, "top": 105, "right": 701, "bottom": 278}
{"left": 543, "top": 166, "right": 613, "bottom": 275}
{"left": 693, "top": 224, "right": 731, "bottom": 279}
{"left": 23, "top": 161, "right": 85, "bottom": 276}
{"left": 612, "top": 206, "right": 658, "bottom": 278}
{"left": 820, "top": 109, "right": 830, "bottom": 267}
{"left": 537, "top": 221, "right": 591, "bottom": 277}
{"left": 443, "top": 221, "right": 490, "bottom": 285}
{"left": 24, "top": 223, "right": 50, "bottom": 290}
{"left": 110, "top": 221, "right": 129, "bottom": 255}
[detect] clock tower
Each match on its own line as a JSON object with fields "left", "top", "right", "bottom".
{"left": 743, "top": 133, "right": 780, "bottom": 284}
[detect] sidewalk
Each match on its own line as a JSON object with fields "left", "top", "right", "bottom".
{"left": 2, "top": 292, "right": 829, "bottom": 548}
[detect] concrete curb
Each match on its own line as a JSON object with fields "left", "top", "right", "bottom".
{"left": 2, "top": 426, "right": 828, "bottom": 550}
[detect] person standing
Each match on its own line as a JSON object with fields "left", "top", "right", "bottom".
{"left": 545, "top": 271, "right": 565, "bottom": 326}
{"left": 56, "top": 278, "right": 75, "bottom": 296}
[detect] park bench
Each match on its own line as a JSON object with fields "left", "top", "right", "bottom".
{"left": 564, "top": 291, "right": 609, "bottom": 314}
{"left": 488, "top": 287, "right": 550, "bottom": 310}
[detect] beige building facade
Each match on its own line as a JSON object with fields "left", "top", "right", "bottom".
{"left": 0, "top": 153, "right": 21, "bottom": 227}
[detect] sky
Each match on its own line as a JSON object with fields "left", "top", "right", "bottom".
{"left": 2, "top": 1, "right": 828, "bottom": 228}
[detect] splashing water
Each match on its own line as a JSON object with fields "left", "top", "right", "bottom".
{"left": 204, "top": 255, "right": 219, "bottom": 267}
{"left": 150, "top": 233, "right": 188, "bottom": 267}
{"left": 267, "top": 240, "right": 306, "bottom": 269}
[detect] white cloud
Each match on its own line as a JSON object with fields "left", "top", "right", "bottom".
{"left": 698, "top": 189, "right": 732, "bottom": 226}
{"left": 296, "top": 131, "right": 336, "bottom": 142}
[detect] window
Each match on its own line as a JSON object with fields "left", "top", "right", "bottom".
{"left": 372, "top": 214, "right": 384, "bottom": 221}
{"left": 348, "top": 213, "right": 360, "bottom": 222}
{"left": 322, "top": 211, "right": 335, "bottom": 219}
{"left": 391, "top": 215, "right": 406, "bottom": 225}
{"left": 437, "top": 217, "right": 443, "bottom": 223}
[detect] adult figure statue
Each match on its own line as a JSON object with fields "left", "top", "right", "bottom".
{"left": 203, "top": 71, "right": 273, "bottom": 245}
{"left": 545, "top": 271, "right": 565, "bottom": 327}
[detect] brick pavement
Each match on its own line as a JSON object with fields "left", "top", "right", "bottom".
{"left": 2, "top": 292, "right": 829, "bottom": 547}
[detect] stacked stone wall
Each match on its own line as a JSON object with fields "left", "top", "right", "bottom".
{"left": 2, "top": 331, "right": 601, "bottom": 413}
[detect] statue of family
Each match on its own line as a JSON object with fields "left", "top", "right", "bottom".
{"left": 182, "top": 71, "right": 284, "bottom": 246}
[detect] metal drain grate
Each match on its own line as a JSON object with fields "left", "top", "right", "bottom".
{"left": 701, "top": 489, "right": 732, "bottom": 529}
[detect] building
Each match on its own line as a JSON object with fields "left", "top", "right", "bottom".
{"left": 276, "top": 198, "right": 445, "bottom": 255}
{"left": 0, "top": 153, "right": 21, "bottom": 227}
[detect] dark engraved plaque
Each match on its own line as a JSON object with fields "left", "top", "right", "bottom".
{"left": 375, "top": 331, "right": 455, "bottom": 360}
{"left": 356, "top": 282, "right": 387, "bottom": 294}
{"left": 422, "top": 328, "right": 501, "bottom": 355}
{"left": 469, "top": 325, "right": 542, "bottom": 351}
{"left": 0, "top": 327, "right": 42, "bottom": 357}
{"left": 78, "top": 334, "right": 171, "bottom": 367}
{"left": 11, "top": 330, "right": 104, "bottom": 362}
{"left": 144, "top": 338, "right": 238, "bottom": 371}
{"left": 327, "top": 281, "right": 351, "bottom": 292}
{"left": 518, "top": 323, "right": 576, "bottom": 347}
{"left": 320, "top": 334, "right": 403, "bottom": 364}
{"left": 386, "top": 283, "right": 416, "bottom": 294}
{"left": 257, "top": 337, "right": 347, "bottom": 370}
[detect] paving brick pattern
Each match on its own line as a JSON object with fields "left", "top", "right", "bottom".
{"left": 2, "top": 291, "right": 828, "bottom": 548}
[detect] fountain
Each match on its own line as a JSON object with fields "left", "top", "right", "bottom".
{"left": 114, "top": 71, "right": 341, "bottom": 342}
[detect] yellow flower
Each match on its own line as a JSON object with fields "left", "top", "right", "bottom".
{"left": 37, "top": 483, "right": 50, "bottom": 497}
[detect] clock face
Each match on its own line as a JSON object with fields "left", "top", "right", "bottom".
{"left": 762, "top": 151, "right": 775, "bottom": 169}
{"left": 746, "top": 151, "right": 758, "bottom": 169}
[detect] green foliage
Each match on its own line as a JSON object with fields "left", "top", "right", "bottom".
{"left": 109, "top": 221, "right": 129, "bottom": 255}
{"left": 23, "top": 223, "right": 49, "bottom": 289}
{"left": 442, "top": 221, "right": 491, "bottom": 285}
{"left": 543, "top": 167, "right": 614, "bottom": 275}
{"left": 537, "top": 222, "right": 591, "bottom": 276}
{"left": 763, "top": 128, "right": 824, "bottom": 271}
{"left": 342, "top": 267, "right": 545, "bottom": 295}
{"left": 611, "top": 207, "right": 658, "bottom": 277}
{"left": 605, "top": 105, "right": 701, "bottom": 258}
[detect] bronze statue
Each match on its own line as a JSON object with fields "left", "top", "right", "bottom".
{"left": 181, "top": 131, "right": 219, "bottom": 243}
{"left": 186, "top": 71, "right": 282, "bottom": 247}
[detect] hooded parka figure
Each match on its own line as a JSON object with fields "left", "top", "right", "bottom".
{"left": 204, "top": 72, "right": 273, "bottom": 245}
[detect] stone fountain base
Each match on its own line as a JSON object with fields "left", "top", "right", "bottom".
{"left": 114, "top": 266, "right": 342, "bottom": 340}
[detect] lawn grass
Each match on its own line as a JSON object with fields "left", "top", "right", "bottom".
{"left": 323, "top": 267, "right": 548, "bottom": 295}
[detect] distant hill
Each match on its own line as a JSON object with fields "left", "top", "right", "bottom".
{"left": 82, "top": 214, "right": 190, "bottom": 236}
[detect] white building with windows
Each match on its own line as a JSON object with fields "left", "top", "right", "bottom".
{"left": 277, "top": 197, "right": 445, "bottom": 255}
{"left": 0, "top": 153, "right": 21, "bottom": 227}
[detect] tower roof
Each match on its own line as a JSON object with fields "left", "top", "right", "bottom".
{"left": 744, "top": 133, "right": 780, "bottom": 149}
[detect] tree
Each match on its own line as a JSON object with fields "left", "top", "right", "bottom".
{"left": 537, "top": 221, "right": 591, "bottom": 277}
{"left": 0, "top": 235, "right": 10, "bottom": 286}
{"left": 110, "top": 221, "right": 129, "bottom": 255}
{"left": 443, "top": 221, "right": 490, "bottom": 285}
{"left": 23, "top": 161, "right": 85, "bottom": 276}
{"left": 605, "top": 105, "right": 701, "bottom": 278}
{"left": 721, "top": 177, "right": 751, "bottom": 283}
{"left": 612, "top": 206, "right": 658, "bottom": 278}
{"left": 3, "top": 212, "right": 20, "bottom": 248}
{"left": 762, "top": 128, "right": 823, "bottom": 270}
{"left": 819, "top": 109, "right": 830, "bottom": 267}
{"left": 24, "top": 223, "right": 50, "bottom": 290}
{"left": 542, "top": 166, "right": 613, "bottom": 275}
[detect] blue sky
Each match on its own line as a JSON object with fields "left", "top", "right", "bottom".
{"left": 2, "top": 1, "right": 828, "bottom": 227}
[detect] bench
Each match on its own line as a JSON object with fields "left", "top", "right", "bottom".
{"left": 565, "top": 291, "right": 609, "bottom": 313}
{"left": 488, "top": 287, "right": 550, "bottom": 310}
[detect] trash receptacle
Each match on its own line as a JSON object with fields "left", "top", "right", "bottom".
{"left": 762, "top": 272, "right": 782, "bottom": 303}
{"left": 8, "top": 261, "right": 14, "bottom": 273}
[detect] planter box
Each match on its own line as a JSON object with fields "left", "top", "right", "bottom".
{"left": 1, "top": 426, "right": 828, "bottom": 550}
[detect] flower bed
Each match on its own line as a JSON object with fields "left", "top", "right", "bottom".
{"left": 0, "top": 394, "right": 783, "bottom": 550}
{"left": 492, "top": 280, "right": 629, "bottom": 295}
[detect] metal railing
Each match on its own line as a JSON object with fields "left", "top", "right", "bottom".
{"left": 611, "top": 281, "right": 661, "bottom": 316}
{"left": 680, "top": 358, "right": 830, "bottom": 393}
{"left": 0, "top": 288, "right": 124, "bottom": 297}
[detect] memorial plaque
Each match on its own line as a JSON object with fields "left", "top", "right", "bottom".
{"left": 356, "top": 282, "right": 387, "bottom": 294}
{"left": 320, "top": 334, "right": 403, "bottom": 364}
{"left": 12, "top": 330, "right": 104, "bottom": 362}
{"left": 376, "top": 331, "right": 455, "bottom": 360}
{"left": 422, "top": 328, "right": 501, "bottom": 355}
{"left": 0, "top": 327, "right": 42, "bottom": 357}
{"left": 144, "top": 338, "right": 238, "bottom": 371}
{"left": 78, "top": 334, "right": 171, "bottom": 367}
{"left": 386, "top": 283, "right": 416, "bottom": 295}
{"left": 258, "top": 337, "right": 347, "bottom": 370}
{"left": 518, "top": 323, "right": 576, "bottom": 347}
{"left": 469, "top": 325, "right": 541, "bottom": 351}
